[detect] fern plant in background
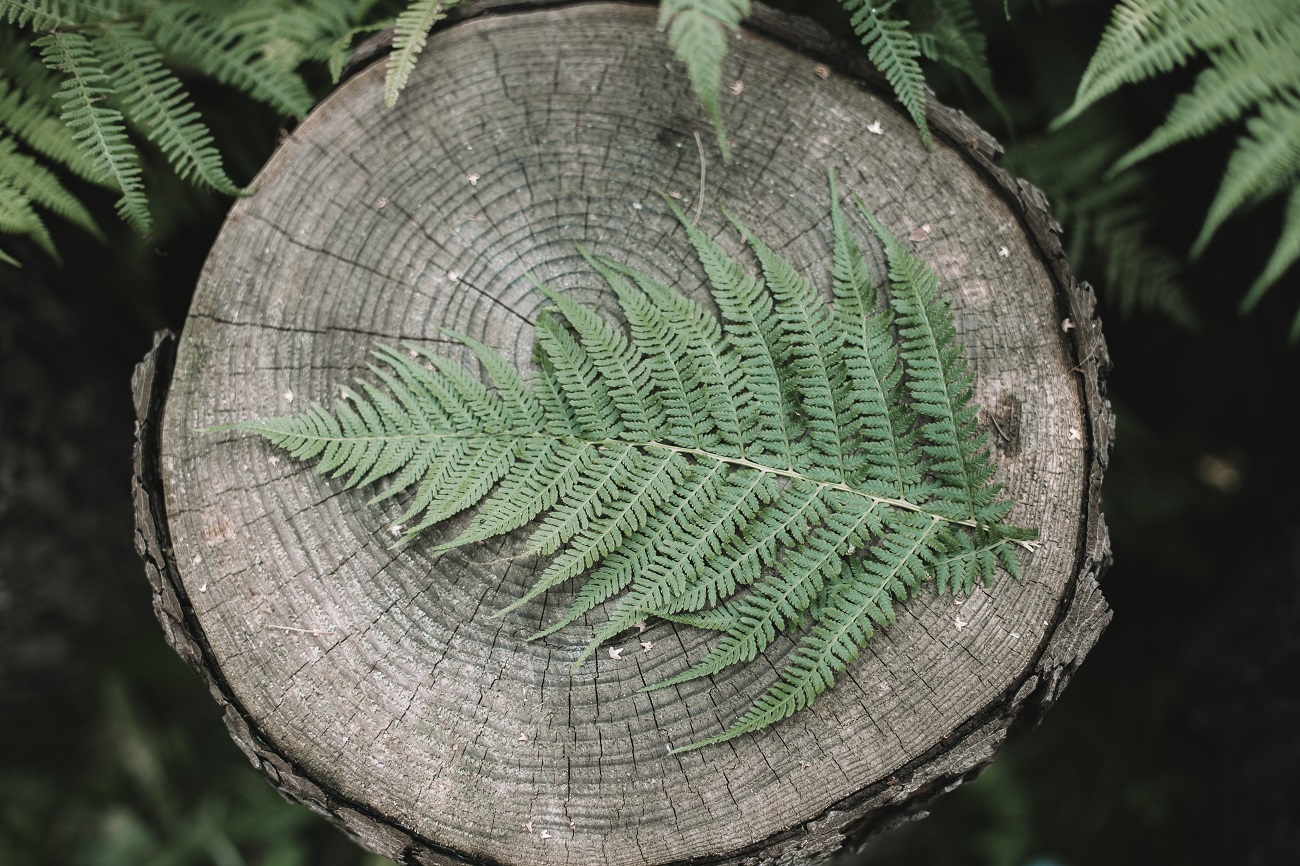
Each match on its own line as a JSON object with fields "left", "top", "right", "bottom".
{"left": 1054, "top": 0, "right": 1300, "bottom": 339}
{"left": 0, "top": 0, "right": 360, "bottom": 263}
{"left": 0, "top": 0, "right": 464, "bottom": 265}
{"left": 228, "top": 175, "right": 1035, "bottom": 751}
{"left": 1002, "top": 109, "right": 1196, "bottom": 328}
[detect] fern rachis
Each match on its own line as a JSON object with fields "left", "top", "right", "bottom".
{"left": 227, "top": 173, "right": 1035, "bottom": 751}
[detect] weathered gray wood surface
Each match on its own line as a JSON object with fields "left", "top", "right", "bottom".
{"left": 134, "top": 3, "right": 1113, "bottom": 863}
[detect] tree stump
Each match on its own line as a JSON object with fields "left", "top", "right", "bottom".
{"left": 133, "top": 2, "right": 1113, "bottom": 863}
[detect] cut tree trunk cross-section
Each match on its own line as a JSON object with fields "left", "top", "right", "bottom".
{"left": 133, "top": 2, "right": 1113, "bottom": 864}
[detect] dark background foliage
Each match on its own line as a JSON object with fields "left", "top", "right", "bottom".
{"left": 2, "top": 1, "right": 1297, "bottom": 864}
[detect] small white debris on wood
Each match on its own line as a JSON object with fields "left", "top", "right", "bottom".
{"left": 999, "top": 245, "right": 1010, "bottom": 258}
{"left": 867, "top": 120, "right": 884, "bottom": 135}
{"left": 467, "top": 172, "right": 480, "bottom": 185}
{"left": 376, "top": 195, "right": 388, "bottom": 208}
{"left": 1061, "top": 317, "right": 1076, "bottom": 332}
{"left": 267, "top": 455, "right": 279, "bottom": 465}
{"left": 798, "top": 759, "right": 811, "bottom": 770}
{"left": 448, "top": 271, "right": 460, "bottom": 282}
{"left": 1009, "top": 632, "right": 1020, "bottom": 640}
{"left": 955, "top": 616, "right": 968, "bottom": 631}
{"left": 518, "top": 732, "right": 528, "bottom": 742}
{"left": 539, "top": 830, "right": 553, "bottom": 840}
{"left": 390, "top": 524, "right": 403, "bottom": 537}
{"left": 641, "top": 641, "right": 654, "bottom": 653}
{"left": 608, "top": 647, "right": 623, "bottom": 660}
{"left": 813, "top": 63, "right": 830, "bottom": 79}
{"left": 193, "top": 554, "right": 203, "bottom": 565}
{"left": 730, "top": 79, "right": 744, "bottom": 95}
{"left": 632, "top": 202, "right": 642, "bottom": 210}
{"left": 566, "top": 817, "right": 575, "bottom": 830}
{"left": 283, "top": 389, "right": 294, "bottom": 402}
{"left": 669, "top": 190, "right": 682, "bottom": 199}
{"left": 910, "top": 224, "right": 932, "bottom": 241}
{"left": 525, "top": 820, "right": 534, "bottom": 833}
{"left": 1069, "top": 427, "right": 1082, "bottom": 441}
{"left": 198, "top": 582, "right": 208, "bottom": 593}
{"left": 634, "top": 619, "right": 647, "bottom": 633}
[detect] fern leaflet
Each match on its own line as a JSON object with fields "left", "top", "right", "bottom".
{"left": 841, "top": 0, "right": 931, "bottom": 149}
{"left": 227, "top": 173, "right": 1034, "bottom": 750}
{"left": 35, "top": 28, "right": 150, "bottom": 235}
{"left": 658, "top": 0, "right": 748, "bottom": 160}
{"left": 385, "top": 0, "right": 457, "bottom": 108}
{"left": 93, "top": 22, "right": 241, "bottom": 195}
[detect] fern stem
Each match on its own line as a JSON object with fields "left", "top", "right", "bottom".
{"left": 226, "top": 418, "right": 995, "bottom": 534}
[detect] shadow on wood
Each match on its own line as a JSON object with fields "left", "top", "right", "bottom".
{"left": 133, "top": 2, "right": 1112, "bottom": 863}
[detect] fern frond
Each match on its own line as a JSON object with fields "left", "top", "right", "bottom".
{"left": 1054, "top": 0, "right": 1276, "bottom": 128}
{"left": 916, "top": 0, "right": 1007, "bottom": 122}
{"left": 0, "top": 0, "right": 124, "bottom": 30}
{"left": 1056, "top": 0, "right": 1300, "bottom": 331}
{"left": 856, "top": 200, "right": 1001, "bottom": 524}
{"left": 145, "top": 2, "right": 315, "bottom": 118}
{"left": 35, "top": 28, "right": 150, "bottom": 235}
{"left": 666, "top": 198, "right": 794, "bottom": 466}
{"left": 1239, "top": 182, "right": 1300, "bottom": 340}
{"left": 0, "top": 133, "right": 100, "bottom": 238}
{"left": 1192, "top": 96, "right": 1300, "bottom": 257}
{"left": 1113, "top": 19, "right": 1300, "bottom": 173}
{"left": 326, "top": 21, "right": 391, "bottom": 83}
{"left": 657, "top": 0, "right": 749, "bottom": 159}
{"left": 0, "top": 176, "right": 55, "bottom": 256}
{"left": 92, "top": 22, "right": 242, "bottom": 196}
{"left": 1002, "top": 122, "right": 1196, "bottom": 326}
{"left": 386, "top": 0, "right": 454, "bottom": 108}
{"left": 728, "top": 211, "right": 850, "bottom": 482}
{"left": 828, "top": 171, "right": 920, "bottom": 500}
{"left": 231, "top": 175, "right": 1032, "bottom": 749}
{"left": 841, "top": 0, "right": 931, "bottom": 149}
{"left": 676, "top": 508, "right": 940, "bottom": 752}
{"left": 0, "top": 35, "right": 107, "bottom": 186}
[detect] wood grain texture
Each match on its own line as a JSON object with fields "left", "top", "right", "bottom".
{"left": 137, "top": 3, "right": 1113, "bottom": 863}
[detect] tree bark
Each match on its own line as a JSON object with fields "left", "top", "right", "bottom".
{"left": 134, "top": 2, "right": 1113, "bottom": 863}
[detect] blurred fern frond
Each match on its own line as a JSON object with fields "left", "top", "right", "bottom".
{"left": 1055, "top": 0, "right": 1300, "bottom": 339}
{"left": 1004, "top": 114, "right": 1196, "bottom": 328}
{"left": 0, "top": 0, "right": 362, "bottom": 263}
{"left": 385, "top": 0, "right": 461, "bottom": 108}
{"left": 658, "top": 0, "right": 749, "bottom": 159}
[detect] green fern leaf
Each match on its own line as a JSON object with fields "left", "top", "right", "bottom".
{"left": 1054, "top": 0, "right": 1281, "bottom": 128}
{"left": 1239, "top": 182, "right": 1300, "bottom": 342}
{"left": 385, "top": 0, "right": 456, "bottom": 108}
{"left": 0, "top": 0, "right": 123, "bottom": 29}
{"left": 1056, "top": 0, "right": 1300, "bottom": 332}
{"left": 145, "top": 2, "right": 315, "bottom": 118}
{"left": 657, "top": 0, "right": 749, "bottom": 160}
{"left": 35, "top": 28, "right": 150, "bottom": 235}
{"left": 229, "top": 174, "right": 1033, "bottom": 749}
{"left": 1192, "top": 96, "right": 1300, "bottom": 257}
{"left": 0, "top": 133, "right": 101, "bottom": 239}
{"left": 915, "top": 0, "right": 1008, "bottom": 124}
{"left": 1113, "top": 19, "right": 1300, "bottom": 173}
{"left": 93, "top": 22, "right": 242, "bottom": 196}
{"left": 0, "top": 175, "right": 55, "bottom": 256}
{"left": 0, "top": 34, "right": 108, "bottom": 187}
{"left": 841, "top": 0, "right": 931, "bottom": 149}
